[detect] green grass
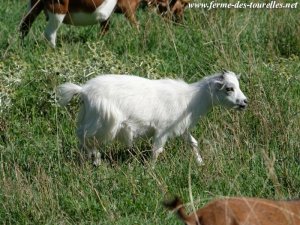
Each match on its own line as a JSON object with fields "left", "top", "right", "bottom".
{"left": 1, "top": 0, "right": 300, "bottom": 224}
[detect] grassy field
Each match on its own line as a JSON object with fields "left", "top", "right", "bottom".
{"left": 1, "top": 0, "right": 300, "bottom": 224}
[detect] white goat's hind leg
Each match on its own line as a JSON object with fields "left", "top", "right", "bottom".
{"left": 44, "top": 12, "right": 65, "bottom": 47}
{"left": 89, "top": 137, "right": 102, "bottom": 166}
{"left": 78, "top": 131, "right": 101, "bottom": 166}
{"left": 185, "top": 133, "right": 203, "bottom": 165}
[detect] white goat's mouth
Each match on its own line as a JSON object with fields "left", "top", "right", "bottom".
{"left": 232, "top": 104, "right": 247, "bottom": 111}
{"left": 236, "top": 104, "right": 247, "bottom": 110}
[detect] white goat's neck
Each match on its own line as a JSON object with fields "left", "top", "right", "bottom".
{"left": 188, "top": 78, "right": 215, "bottom": 126}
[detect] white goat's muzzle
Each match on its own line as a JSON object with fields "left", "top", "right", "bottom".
{"left": 235, "top": 98, "right": 248, "bottom": 110}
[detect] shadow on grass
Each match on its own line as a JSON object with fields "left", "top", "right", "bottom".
{"left": 61, "top": 139, "right": 154, "bottom": 167}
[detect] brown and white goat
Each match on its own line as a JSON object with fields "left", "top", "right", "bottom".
{"left": 164, "top": 196, "right": 300, "bottom": 225}
{"left": 19, "top": 0, "right": 139, "bottom": 47}
{"left": 20, "top": 0, "right": 189, "bottom": 47}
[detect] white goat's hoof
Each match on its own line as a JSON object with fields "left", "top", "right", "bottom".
{"left": 148, "top": 158, "right": 157, "bottom": 169}
{"left": 89, "top": 151, "right": 101, "bottom": 167}
{"left": 93, "top": 160, "right": 101, "bottom": 167}
{"left": 196, "top": 158, "right": 204, "bottom": 166}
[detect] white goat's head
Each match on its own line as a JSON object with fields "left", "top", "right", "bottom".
{"left": 211, "top": 71, "right": 248, "bottom": 110}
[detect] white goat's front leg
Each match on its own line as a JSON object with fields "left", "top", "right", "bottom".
{"left": 152, "top": 134, "right": 168, "bottom": 163}
{"left": 88, "top": 149, "right": 101, "bottom": 167}
{"left": 97, "top": 0, "right": 118, "bottom": 21}
{"left": 185, "top": 133, "right": 203, "bottom": 165}
{"left": 78, "top": 142, "right": 101, "bottom": 166}
{"left": 44, "top": 12, "right": 65, "bottom": 47}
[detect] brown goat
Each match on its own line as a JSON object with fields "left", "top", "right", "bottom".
{"left": 169, "top": 0, "right": 189, "bottom": 22}
{"left": 164, "top": 196, "right": 300, "bottom": 225}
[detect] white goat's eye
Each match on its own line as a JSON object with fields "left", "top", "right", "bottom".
{"left": 226, "top": 87, "right": 234, "bottom": 92}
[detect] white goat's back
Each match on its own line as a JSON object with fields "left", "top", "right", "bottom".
{"left": 83, "top": 75, "right": 190, "bottom": 120}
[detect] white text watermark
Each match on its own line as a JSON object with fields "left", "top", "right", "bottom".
{"left": 188, "top": 1, "right": 299, "bottom": 10}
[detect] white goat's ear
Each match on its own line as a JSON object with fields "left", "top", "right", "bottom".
{"left": 221, "top": 69, "right": 229, "bottom": 75}
{"left": 236, "top": 73, "right": 241, "bottom": 79}
{"left": 218, "top": 73, "right": 225, "bottom": 81}
{"left": 214, "top": 75, "right": 225, "bottom": 89}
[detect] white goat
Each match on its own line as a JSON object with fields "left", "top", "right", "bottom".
{"left": 57, "top": 71, "right": 248, "bottom": 166}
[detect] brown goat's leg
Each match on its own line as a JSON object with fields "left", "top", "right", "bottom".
{"left": 117, "top": 0, "right": 140, "bottom": 29}
{"left": 20, "top": 0, "right": 44, "bottom": 38}
{"left": 124, "top": 10, "right": 139, "bottom": 29}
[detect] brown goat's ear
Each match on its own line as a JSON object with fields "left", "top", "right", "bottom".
{"left": 163, "top": 196, "right": 182, "bottom": 210}
{"left": 181, "top": 0, "right": 190, "bottom": 4}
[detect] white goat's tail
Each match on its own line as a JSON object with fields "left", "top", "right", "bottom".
{"left": 56, "top": 83, "right": 82, "bottom": 106}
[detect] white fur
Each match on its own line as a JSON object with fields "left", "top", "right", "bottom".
{"left": 44, "top": 13, "right": 66, "bottom": 47}
{"left": 63, "top": 0, "right": 117, "bottom": 25}
{"left": 57, "top": 72, "right": 247, "bottom": 166}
